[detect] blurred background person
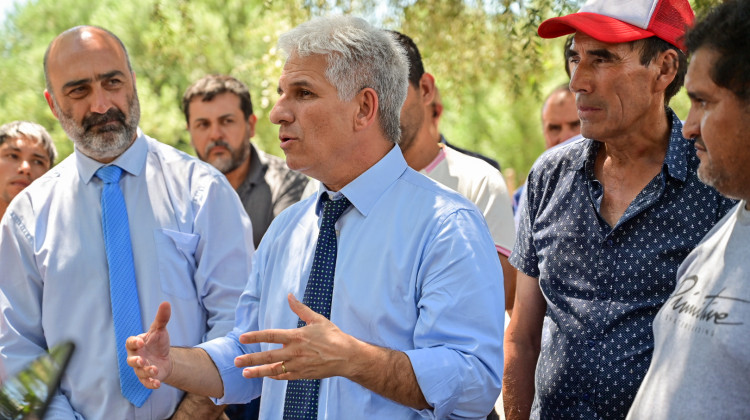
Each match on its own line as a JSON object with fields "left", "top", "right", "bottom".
{"left": 541, "top": 84, "right": 581, "bottom": 150}
{"left": 513, "top": 85, "right": 582, "bottom": 226}
{"left": 183, "top": 74, "right": 309, "bottom": 248}
{"left": 431, "top": 86, "right": 502, "bottom": 171}
{"left": 393, "top": 31, "right": 516, "bottom": 322}
{"left": 0, "top": 121, "right": 56, "bottom": 219}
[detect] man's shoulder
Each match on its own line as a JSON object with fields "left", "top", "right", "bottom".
{"left": 144, "top": 134, "right": 199, "bottom": 164}
{"left": 398, "top": 167, "right": 483, "bottom": 217}
{"left": 443, "top": 139, "right": 501, "bottom": 170}
{"left": 144, "top": 134, "right": 226, "bottom": 181}
{"left": 16, "top": 153, "right": 77, "bottom": 201}
{"left": 259, "top": 191, "right": 318, "bottom": 240}
{"left": 442, "top": 146, "right": 505, "bottom": 183}
{"left": 528, "top": 137, "right": 589, "bottom": 180}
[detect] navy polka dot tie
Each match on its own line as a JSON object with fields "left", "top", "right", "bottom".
{"left": 96, "top": 165, "right": 151, "bottom": 407}
{"left": 283, "top": 195, "right": 351, "bottom": 419}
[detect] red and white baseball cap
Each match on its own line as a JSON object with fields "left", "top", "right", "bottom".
{"left": 538, "top": 0, "right": 694, "bottom": 51}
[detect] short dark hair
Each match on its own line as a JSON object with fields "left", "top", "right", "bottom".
{"left": 685, "top": 0, "right": 750, "bottom": 104}
{"left": 182, "top": 74, "right": 254, "bottom": 124}
{"left": 563, "top": 35, "right": 574, "bottom": 79}
{"left": 389, "top": 31, "right": 424, "bottom": 88}
{"left": 634, "top": 37, "right": 687, "bottom": 105}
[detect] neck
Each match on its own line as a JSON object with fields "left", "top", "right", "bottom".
{"left": 597, "top": 107, "right": 671, "bottom": 168}
{"left": 402, "top": 132, "right": 441, "bottom": 172}
{"left": 0, "top": 201, "right": 7, "bottom": 220}
{"left": 225, "top": 150, "right": 252, "bottom": 190}
{"left": 322, "top": 141, "right": 394, "bottom": 192}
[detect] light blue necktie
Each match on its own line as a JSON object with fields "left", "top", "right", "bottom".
{"left": 96, "top": 165, "right": 151, "bottom": 407}
{"left": 283, "top": 195, "right": 351, "bottom": 419}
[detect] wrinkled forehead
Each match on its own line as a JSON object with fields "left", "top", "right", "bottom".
{"left": 570, "top": 32, "right": 637, "bottom": 56}
{"left": 279, "top": 53, "right": 334, "bottom": 89}
{"left": 46, "top": 28, "right": 130, "bottom": 87}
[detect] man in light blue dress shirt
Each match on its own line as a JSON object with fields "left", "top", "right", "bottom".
{"left": 0, "top": 26, "right": 253, "bottom": 419}
{"left": 126, "top": 16, "right": 505, "bottom": 419}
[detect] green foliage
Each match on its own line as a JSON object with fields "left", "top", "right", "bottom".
{"left": 0, "top": 0, "right": 721, "bottom": 185}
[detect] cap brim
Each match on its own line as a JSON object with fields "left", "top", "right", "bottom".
{"left": 538, "top": 12, "right": 655, "bottom": 44}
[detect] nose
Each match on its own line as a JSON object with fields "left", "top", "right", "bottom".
{"left": 90, "top": 86, "right": 114, "bottom": 115}
{"left": 209, "top": 123, "right": 223, "bottom": 141}
{"left": 569, "top": 63, "right": 591, "bottom": 95}
{"left": 17, "top": 159, "right": 31, "bottom": 175}
{"left": 269, "top": 96, "right": 292, "bottom": 126}
{"left": 682, "top": 106, "right": 700, "bottom": 140}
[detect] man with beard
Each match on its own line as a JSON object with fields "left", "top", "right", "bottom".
{"left": 183, "top": 74, "right": 309, "bottom": 248}
{"left": 0, "top": 26, "right": 253, "bottom": 420}
{"left": 628, "top": 1, "right": 750, "bottom": 417}
{"left": 392, "top": 32, "right": 516, "bottom": 319}
{"left": 0, "top": 121, "right": 57, "bottom": 219}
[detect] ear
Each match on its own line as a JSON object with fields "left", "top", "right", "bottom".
{"left": 418, "top": 73, "right": 436, "bottom": 106}
{"left": 247, "top": 114, "right": 258, "bottom": 138}
{"left": 353, "top": 87, "right": 378, "bottom": 133}
{"left": 654, "top": 49, "right": 679, "bottom": 93}
{"left": 44, "top": 90, "right": 59, "bottom": 119}
{"left": 433, "top": 100, "right": 444, "bottom": 118}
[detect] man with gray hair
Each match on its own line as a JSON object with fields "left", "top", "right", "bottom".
{"left": 127, "top": 15, "right": 504, "bottom": 419}
{"left": 0, "top": 121, "right": 57, "bottom": 218}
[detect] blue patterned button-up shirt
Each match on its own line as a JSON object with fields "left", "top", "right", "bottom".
{"left": 511, "top": 109, "right": 736, "bottom": 419}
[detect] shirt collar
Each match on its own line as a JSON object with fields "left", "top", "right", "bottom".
{"left": 569, "top": 138, "right": 595, "bottom": 172}
{"left": 662, "top": 109, "right": 689, "bottom": 182}
{"left": 314, "top": 144, "right": 407, "bottom": 218}
{"left": 76, "top": 128, "right": 148, "bottom": 184}
{"left": 570, "top": 108, "right": 689, "bottom": 182}
{"left": 420, "top": 144, "right": 446, "bottom": 174}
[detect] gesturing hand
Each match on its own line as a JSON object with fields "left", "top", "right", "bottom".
{"left": 126, "top": 301, "right": 173, "bottom": 389}
{"left": 234, "top": 294, "right": 359, "bottom": 381}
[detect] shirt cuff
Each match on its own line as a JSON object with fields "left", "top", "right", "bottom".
{"left": 404, "top": 347, "right": 461, "bottom": 419}
{"left": 196, "top": 334, "right": 261, "bottom": 405}
{"left": 405, "top": 346, "right": 501, "bottom": 419}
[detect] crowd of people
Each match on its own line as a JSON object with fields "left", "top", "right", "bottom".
{"left": 0, "top": 0, "right": 748, "bottom": 419}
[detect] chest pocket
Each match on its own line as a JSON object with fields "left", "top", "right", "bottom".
{"left": 153, "top": 228, "right": 200, "bottom": 299}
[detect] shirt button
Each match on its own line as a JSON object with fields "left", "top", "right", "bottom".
{"left": 598, "top": 291, "right": 609, "bottom": 300}
{"left": 587, "top": 340, "right": 596, "bottom": 348}
{"left": 582, "top": 393, "right": 591, "bottom": 401}
{"left": 607, "top": 239, "right": 614, "bottom": 246}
